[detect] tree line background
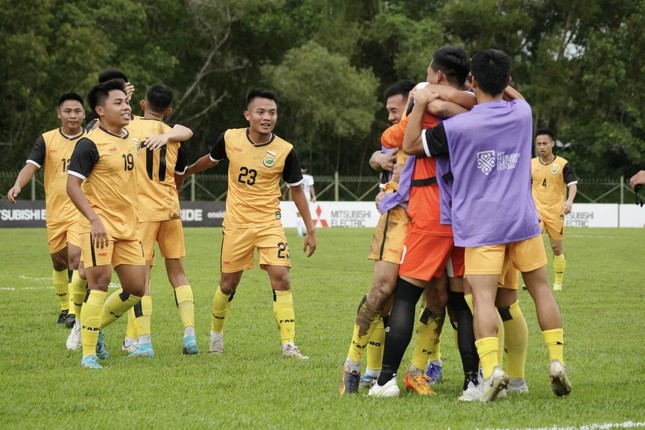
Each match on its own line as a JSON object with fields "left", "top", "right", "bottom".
{"left": 1, "top": 0, "right": 644, "bottom": 190}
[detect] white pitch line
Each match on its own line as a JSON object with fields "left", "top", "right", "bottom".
{"left": 490, "top": 421, "right": 645, "bottom": 430}
{"left": 0, "top": 283, "right": 121, "bottom": 292}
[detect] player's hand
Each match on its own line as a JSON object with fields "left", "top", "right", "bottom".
{"left": 391, "top": 162, "right": 403, "bottom": 184}
{"left": 144, "top": 134, "right": 170, "bottom": 150}
{"left": 303, "top": 231, "right": 317, "bottom": 257}
{"left": 563, "top": 201, "right": 573, "bottom": 215}
{"left": 125, "top": 82, "right": 135, "bottom": 101}
{"left": 90, "top": 218, "right": 108, "bottom": 249}
{"left": 374, "top": 149, "right": 397, "bottom": 172}
{"left": 375, "top": 191, "right": 385, "bottom": 209}
{"left": 629, "top": 170, "right": 645, "bottom": 190}
{"left": 7, "top": 185, "right": 21, "bottom": 203}
{"left": 410, "top": 85, "right": 439, "bottom": 105}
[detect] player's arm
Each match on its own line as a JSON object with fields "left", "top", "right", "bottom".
{"left": 563, "top": 162, "right": 578, "bottom": 214}
{"left": 309, "top": 183, "right": 317, "bottom": 203}
{"left": 8, "top": 135, "right": 47, "bottom": 203}
{"left": 185, "top": 154, "right": 219, "bottom": 176}
{"left": 426, "top": 100, "right": 468, "bottom": 119}
{"left": 502, "top": 85, "right": 524, "bottom": 101}
{"left": 369, "top": 149, "right": 397, "bottom": 172}
{"left": 291, "top": 185, "right": 317, "bottom": 257}
{"left": 7, "top": 163, "right": 39, "bottom": 203}
{"left": 629, "top": 170, "right": 645, "bottom": 190}
{"left": 403, "top": 86, "right": 440, "bottom": 155}
{"left": 284, "top": 150, "right": 316, "bottom": 256}
{"left": 144, "top": 124, "right": 193, "bottom": 150}
{"left": 174, "top": 144, "right": 188, "bottom": 190}
{"left": 425, "top": 84, "right": 477, "bottom": 109}
{"left": 185, "top": 133, "right": 225, "bottom": 176}
{"left": 66, "top": 139, "right": 108, "bottom": 248}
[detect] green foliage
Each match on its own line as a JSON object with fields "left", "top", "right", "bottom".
{"left": 1, "top": 227, "right": 644, "bottom": 427}
{"left": 1, "top": 0, "right": 645, "bottom": 178}
{"left": 262, "top": 41, "right": 380, "bottom": 170}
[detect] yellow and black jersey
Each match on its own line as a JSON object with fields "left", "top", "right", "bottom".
{"left": 68, "top": 126, "right": 141, "bottom": 239}
{"left": 531, "top": 155, "right": 577, "bottom": 221}
{"left": 209, "top": 128, "right": 302, "bottom": 228}
{"left": 27, "top": 127, "right": 86, "bottom": 223}
{"left": 127, "top": 117, "right": 186, "bottom": 222}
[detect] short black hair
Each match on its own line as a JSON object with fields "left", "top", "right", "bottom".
{"left": 383, "top": 79, "right": 416, "bottom": 102}
{"left": 87, "top": 79, "right": 127, "bottom": 114}
{"left": 471, "top": 49, "right": 512, "bottom": 96}
{"left": 145, "top": 84, "right": 173, "bottom": 112}
{"left": 58, "top": 92, "right": 84, "bottom": 108}
{"left": 246, "top": 88, "right": 278, "bottom": 107}
{"left": 98, "top": 69, "right": 128, "bottom": 83}
{"left": 431, "top": 46, "right": 471, "bottom": 87}
{"left": 535, "top": 127, "right": 555, "bottom": 141}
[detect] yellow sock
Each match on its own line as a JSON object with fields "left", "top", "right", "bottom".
{"left": 410, "top": 306, "right": 444, "bottom": 370}
{"left": 211, "top": 285, "right": 233, "bottom": 333}
{"left": 81, "top": 290, "right": 107, "bottom": 356}
{"left": 501, "top": 300, "right": 528, "bottom": 378}
{"left": 475, "top": 336, "right": 500, "bottom": 380}
{"left": 52, "top": 268, "right": 69, "bottom": 312}
{"left": 100, "top": 288, "right": 141, "bottom": 328}
{"left": 365, "top": 318, "right": 385, "bottom": 371}
{"left": 68, "top": 270, "right": 87, "bottom": 316}
{"left": 273, "top": 289, "right": 295, "bottom": 345}
{"left": 496, "top": 311, "right": 505, "bottom": 366}
{"left": 542, "top": 328, "right": 565, "bottom": 364}
{"left": 174, "top": 285, "right": 195, "bottom": 328}
{"left": 347, "top": 315, "right": 381, "bottom": 363}
{"left": 553, "top": 254, "right": 566, "bottom": 285}
{"left": 134, "top": 295, "right": 152, "bottom": 342}
{"left": 125, "top": 307, "right": 137, "bottom": 339}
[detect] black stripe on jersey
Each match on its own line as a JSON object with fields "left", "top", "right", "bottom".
{"left": 146, "top": 148, "right": 154, "bottom": 180}
{"left": 89, "top": 234, "right": 97, "bottom": 267}
{"left": 411, "top": 177, "right": 437, "bottom": 187}
{"left": 159, "top": 146, "right": 167, "bottom": 181}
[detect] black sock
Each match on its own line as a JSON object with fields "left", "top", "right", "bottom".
{"left": 448, "top": 291, "right": 479, "bottom": 380}
{"left": 377, "top": 278, "right": 423, "bottom": 385}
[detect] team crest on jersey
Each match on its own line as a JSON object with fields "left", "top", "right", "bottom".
{"left": 132, "top": 138, "right": 141, "bottom": 155}
{"left": 263, "top": 150, "right": 276, "bottom": 168}
{"left": 550, "top": 164, "right": 559, "bottom": 175}
{"left": 476, "top": 150, "right": 496, "bottom": 176}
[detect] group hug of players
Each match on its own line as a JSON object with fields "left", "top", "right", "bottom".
{"left": 340, "top": 46, "right": 576, "bottom": 402}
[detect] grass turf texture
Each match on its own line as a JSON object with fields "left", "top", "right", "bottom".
{"left": 1, "top": 227, "right": 644, "bottom": 429}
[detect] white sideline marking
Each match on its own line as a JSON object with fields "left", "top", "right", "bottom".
{"left": 491, "top": 422, "right": 645, "bottom": 430}
{"left": 0, "top": 283, "right": 121, "bottom": 291}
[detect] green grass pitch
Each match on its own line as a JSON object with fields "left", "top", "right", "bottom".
{"left": 1, "top": 227, "right": 644, "bottom": 429}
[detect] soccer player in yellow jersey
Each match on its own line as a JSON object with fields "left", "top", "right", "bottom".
{"left": 67, "top": 79, "right": 151, "bottom": 369}
{"left": 122, "top": 84, "right": 196, "bottom": 357}
{"left": 531, "top": 128, "right": 577, "bottom": 291}
{"left": 7, "top": 93, "right": 88, "bottom": 334}
{"left": 186, "top": 88, "right": 316, "bottom": 359}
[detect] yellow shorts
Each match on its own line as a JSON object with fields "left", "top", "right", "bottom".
{"left": 540, "top": 216, "right": 564, "bottom": 241}
{"left": 220, "top": 224, "right": 291, "bottom": 273}
{"left": 46, "top": 219, "right": 78, "bottom": 253}
{"left": 67, "top": 221, "right": 82, "bottom": 248}
{"left": 368, "top": 206, "right": 410, "bottom": 264}
{"left": 139, "top": 219, "right": 186, "bottom": 264}
{"left": 80, "top": 232, "right": 145, "bottom": 268}
{"left": 465, "top": 235, "right": 547, "bottom": 276}
{"left": 498, "top": 254, "right": 519, "bottom": 290}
